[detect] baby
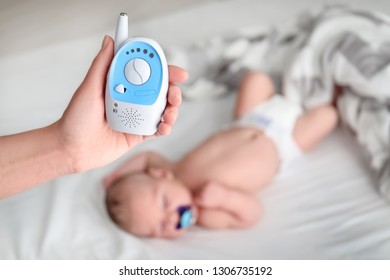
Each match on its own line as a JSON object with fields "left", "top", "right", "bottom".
{"left": 104, "top": 71, "right": 338, "bottom": 238}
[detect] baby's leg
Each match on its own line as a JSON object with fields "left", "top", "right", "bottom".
{"left": 293, "top": 105, "right": 339, "bottom": 152}
{"left": 234, "top": 71, "right": 275, "bottom": 119}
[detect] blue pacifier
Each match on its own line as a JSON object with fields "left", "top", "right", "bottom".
{"left": 176, "top": 206, "right": 196, "bottom": 230}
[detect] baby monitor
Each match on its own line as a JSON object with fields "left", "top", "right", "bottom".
{"left": 105, "top": 13, "right": 169, "bottom": 135}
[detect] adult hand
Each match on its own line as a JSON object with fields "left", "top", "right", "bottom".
{"left": 54, "top": 36, "right": 188, "bottom": 173}
{"left": 0, "top": 35, "right": 187, "bottom": 198}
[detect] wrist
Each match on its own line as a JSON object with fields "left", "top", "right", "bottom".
{"left": 0, "top": 124, "right": 76, "bottom": 198}
{"left": 195, "top": 182, "right": 229, "bottom": 208}
{"left": 48, "top": 122, "right": 78, "bottom": 174}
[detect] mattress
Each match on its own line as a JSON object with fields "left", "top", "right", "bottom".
{"left": 1, "top": 0, "right": 390, "bottom": 259}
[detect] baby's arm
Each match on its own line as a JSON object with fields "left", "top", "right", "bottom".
{"left": 195, "top": 183, "right": 262, "bottom": 229}
{"left": 103, "top": 151, "right": 168, "bottom": 188}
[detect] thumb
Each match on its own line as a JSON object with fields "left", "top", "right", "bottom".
{"left": 82, "top": 35, "right": 114, "bottom": 91}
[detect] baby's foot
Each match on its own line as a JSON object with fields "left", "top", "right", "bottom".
{"left": 195, "top": 182, "right": 228, "bottom": 208}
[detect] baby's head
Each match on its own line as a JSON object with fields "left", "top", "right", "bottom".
{"left": 106, "top": 168, "right": 195, "bottom": 238}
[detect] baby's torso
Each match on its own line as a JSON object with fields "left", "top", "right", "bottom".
{"left": 175, "top": 127, "right": 279, "bottom": 193}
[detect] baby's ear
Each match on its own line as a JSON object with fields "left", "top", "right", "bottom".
{"left": 147, "top": 167, "right": 174, "bottom": 180}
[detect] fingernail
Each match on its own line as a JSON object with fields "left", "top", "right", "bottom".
{"left": 101, "top": 35, "right": 109, "bottom": 49}
{"left": 184, "top": 71, "right": 189, "bottom": 80}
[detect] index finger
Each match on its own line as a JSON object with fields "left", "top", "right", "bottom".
{"left": 168, "top": 65, "right": 189, "bottom": 84}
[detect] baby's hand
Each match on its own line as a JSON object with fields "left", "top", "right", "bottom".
{"left": 195, "top": 182, "right": 262, "bottom": 229}
{"left": 195, "top": 182, "right": 228, "bottom": 209}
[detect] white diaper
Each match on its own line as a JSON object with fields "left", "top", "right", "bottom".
{"left": 232, "top": 95, "right": 303, "bottom": 168}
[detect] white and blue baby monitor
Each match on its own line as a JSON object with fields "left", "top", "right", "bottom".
{"left": 105, "top": 13, "right": 169, "bottom": 135}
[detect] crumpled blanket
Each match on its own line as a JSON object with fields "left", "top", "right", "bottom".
{"left": 167, "top": 6, "right": 390, "bottom": 198}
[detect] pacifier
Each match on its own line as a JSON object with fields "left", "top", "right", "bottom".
{"left": 176, "top": 206, "right": 196, "bottom": 230}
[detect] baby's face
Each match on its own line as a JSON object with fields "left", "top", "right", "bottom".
{"left": 106, "top": 170, "right": 193, "bottom": 238}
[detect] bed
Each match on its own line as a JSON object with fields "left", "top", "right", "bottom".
{"left": 1, "top": 0, "right": 390, "bottom": 259}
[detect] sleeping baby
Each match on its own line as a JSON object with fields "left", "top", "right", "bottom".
{"left": 104, "top": 71, "right": 338, "bottom": 238}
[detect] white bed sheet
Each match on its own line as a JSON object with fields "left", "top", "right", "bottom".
{"left": 1, "top": 0, "right": 390, "bottom": 259}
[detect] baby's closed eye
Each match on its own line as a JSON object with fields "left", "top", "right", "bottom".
{"left": 162, "top": 193, "right": 169, "bottom": 209}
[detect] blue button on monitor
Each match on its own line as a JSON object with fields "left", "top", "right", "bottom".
{"left": 135, "top": 90, "right": 156, "bottom": 96}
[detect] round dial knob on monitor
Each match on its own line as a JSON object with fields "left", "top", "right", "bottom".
{"left": 124, "top": 58, "right": 151, "bottom": 85}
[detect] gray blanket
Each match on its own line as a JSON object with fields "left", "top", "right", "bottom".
{"left": 167, "top": 6, "right": 390, "bottom": 198}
